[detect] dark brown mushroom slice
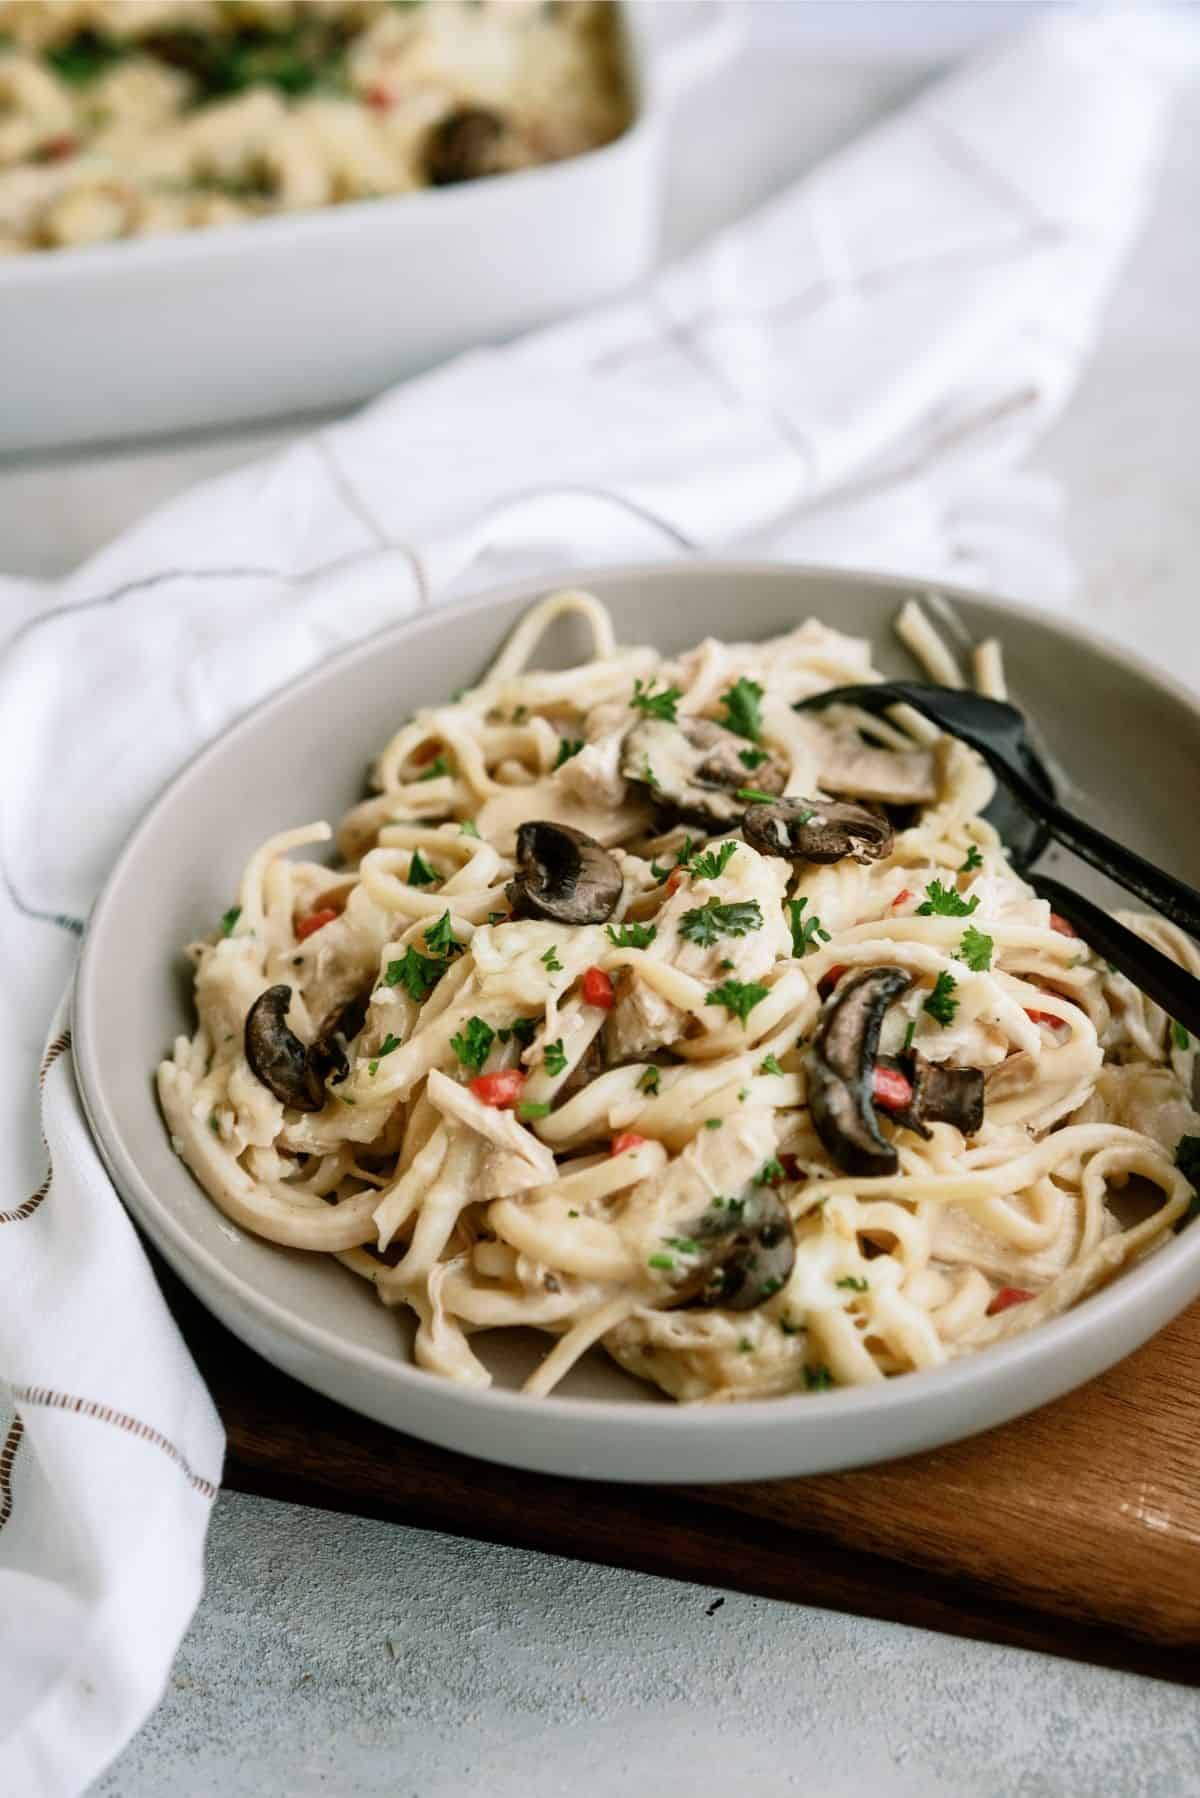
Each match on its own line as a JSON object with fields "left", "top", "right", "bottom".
{"left": 244, "top": 985, "right": 325, "bottom": 1113}
{"left": 424, "top": 106, "right": 507, "bottom": 186}
{"left": 663, "top": 1185, "right": 796, "bottom": 1312}
{"left": 875, "top": 1051, "right": 984, "bottom": 1139}
{"left": 807, "top": 966, "right": 913, "bottom": 1177}
{"left": 506, "top": 821, "right": 622, "bottom": 925}
{"left": 621, "top": 717, "right": 786, "bottom": 827}
{"left": 308, "top": 989, "right": 372, "bottom": 1087}
{"left": 743, "top": 796, "right": 893, "bottom": 867}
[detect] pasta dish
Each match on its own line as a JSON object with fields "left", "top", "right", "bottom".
{"left": 158, "top": 589, "right": 1200, "bottom": 1403}
{"left": 0, "top": 1, "right": 628, "bottom": 254}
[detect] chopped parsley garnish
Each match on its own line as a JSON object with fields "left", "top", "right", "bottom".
{"left": 679, "top": 897, "right": 763, "bottom": 947}
{"left": 688, "top": 840, "right": 738, "bottom": 882}
{"left": 544, "top": 1040, "right": 568, "bottom": 1077}
{"left": 497, "top": 1018, "right": 537, "bottom": 1047}
{"left": 368, "top": 1033, "right": 402, "bottom": 1076}
{"left": 804, "top": 1364, "right": 834, "bottom": 1391}
{"left": 706, "top": 978, "right": 769, "bottom": 1025}
{"left": 787, "top": 897, "right": 830, "bottom": 959}
{"left": 47, "top": 32, "right": 128, "bottom": 85}
{"left": 407, "top": 849, "right": 437, "bottom": 888}
{"left": 450, "top": 1016, "right": 496, "bottom": 1074}
{"left": 648, "top": 1252, "right": 676, "bottom": 1271}
{"left": 488, "top": 910, "right": 507, "bottom": 925}
{"left": 607, "top": 921, "right": 658, "bottom": 950}
{"left": 779, "top": 1316, "right": 801, "bottom": 1337}
{"left": 512, "top": 706, "right": 528, "bottom": 724}
{"left": 568, "top": 1209, "right": 579, "bottom": 1219}
{"left": 923, "top": 971, "right": 959, "bottom": 1026}
{"left": 554, "top": 738, "right": 585, "bottom": 769}
{"left": 704, "top": 1117, "right": 723, "bottom": 1130}
{"left": 422, "top": 911, "right": 461, "bottom": 958}
{"left": 735, "top": 788, "right": 778, "bottom": 806}
{"left": 219, "top": 905, "right": 241, "bottom": 937}
{"left": 385, "top": 948, "right": 447, "bottom": 1002}
{"left": 208, "top": 1112, "right": 221, "bottom": 1137}
{"left": 630, "top": 678, "right": 681, "bottom": 722}
{"left": 756, "top": 1158, "right": 784, "bottom": 1186}
{"left": 1172, "top": 1021, "right": 1190, "bottom": 1051}
{"left": 540, "top": 946, "right": 563, "bottom": 973}
{"left": 916, "top": 879, "right": 979, "bottom": 918}
{"left": 460, "top": 819, "right": 480, "bottom": 838}
{"left": 760, "top": 1053, "right": 783, "bottom": 1076}
{"left": 739, "top": 747, "right": 769, "bottom": 770}
{"left": 517, "top": 1101, "right": 552, "bottom": 1121}
{"left": 738, "top": 1337, "right": 753, "bottom": 1353}
{"left": 958, "top": 924, "right": 994, "bottom": 972}
{"left": 642, "top": 760, "right": 660, "bottom": 790}
{"left": 959, "top": 844, "right": 984, "bottom": 873}
{"left": 902, "top": 1020, "right": 916, "bottom": 1052}
{"left": 836, "top": 1276, "right": 868, "bottom": 1293}
{"left": 650, "top": 836, "right": 696, "bottom": 883}
{"left": 418, "top": 752, "right": 452, "bottom": 782}
{"left": 719, "top": 676, "right": 764, "bottom": 742}
{"left": 665, "top": 1236, "right": 699, "bottom": 1255}
{"left": 638, "top": 1066, "right": 661, "bottom": 1095}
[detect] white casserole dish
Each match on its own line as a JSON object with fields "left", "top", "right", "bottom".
{"left": 0, "top": 4, "right": 737, "bottom": 454}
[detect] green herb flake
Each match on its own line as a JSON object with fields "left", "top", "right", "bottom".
{"left": 544, "top": 1039, "right": 568, "bottom": 1077}
{"left": 706, "top": 979, "right": 769, "bottom": 1025}
{"left": 679, "top": 897, "right": 764, "bottom": 947}
{"left": 517, "top": 1101, "right": 552, "bottom": 1121}
{"left": 916, "top": 879, "right": 980, "bottom": 918}
{"left": 779, "top": 1316, "right": 801, "bottom": 1337}
{"left": 423, "top": 911, "right": 461, "bottom": 958}
{"left": 368, "top": 1033, "right": 402, "bottom": 1076}
{"left": 665, "top": 1236, "right": 699, "bottom": 1255}
{"left": 902, "top": 1020, "right": 917, "bottom": 1052}
{"left": 417, "top": 752, "right": 452, "bottom": 782}
{"left": 1172, "top": 1021, "right": 1190, "bottom": 1051}
{"left": 735, "top": 787, "right": 779, "bottom": 806}
{"left": 450, "top": 1016, "right": 496, "bottom": 1075}
{"left": 648, "top": 1253, "right": 676, "bottom": 1272}
{"left": 760, "top": 1054, "right": 783, "bottom": 1076}
{"left": 630, "top": 678, "right": 681, "bottom": 723}
{"left": 836, "top": 1276, "right": 868, "bottom": 1293}
{"left": 737, "top": 1337, "right": 753, "bottom": 1353}
{"left": 509, "top": 1017, "right": 536, "bottom": 1047}
{"left": 488, "top": 911, "right": 507, "bottom": 925}
{"left": 704, "top": 1117, "right": 723, "bottom": 1130}
{"left": 638, "top": 1066, "right": 661, "bottom": 1095}
{"left": 385, "top": 947, "right": 446, "bottom": 1002}
{"left": 568, "top": 1209, "right": 579, "bottom": 1219}
{"left": 687, "top": 840, "right": 739, "bottom": 882}
{"left": 208, "top": 1112, "right": 221, "bottom": 1137}
{"left": 719, "top": 676, "right": 764, "bottom": 742}
{"left": 959, "top": 844, "right": 984, "bottom": 872}
{"left": 607, "top": 921, "right": 658, "bottom": 950}
{"left": 642, "top": 759, "right": 660, "bottom": 790}
{"left": 512, "top": 705, "right": 528, "bottom": 724}
{"left": 460, "top": 819, "right": 480, "bottom": 838}
{"left": 540, "top": 946, "right": 563, "bottom": 973}
{"left": 219, "top": 905, "right": 241, "bottom": 937}
{"left": 787, "top": 897, "right": 830, "bottom": 959}
{"left": 923, "top": 970, "right": 959, "bottom": 1027}
{"left": 407, "top": 849, "right": 438, "bottom": 888}
{"left": 756, "top": 1158, "right": 784, "bottom": 1186}
{"left": 739, "top": 747, "right": 769, "bottom": 770}
{"left": 958, "top": 924, "right": 994, "bottom": 972}
{"left": 554, "top": 737, "right": 585, "bottom": 769}
{"left": 650, "top": 835, "right": 696, "bottom": 883}
{"left": 804, "top": 1364, "right": 834, "bottom": 1391}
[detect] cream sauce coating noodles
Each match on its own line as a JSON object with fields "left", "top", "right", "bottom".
{"left": 157, "top": 591, "right": 1200, "bottom": 1403}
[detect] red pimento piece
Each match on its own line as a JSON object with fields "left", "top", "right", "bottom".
{"left": 819, "top": 964, "right": 849, "bottom": 997}
{"left": 778, "top": 1153, "right": 804, "bottom": 1182}
{"left": 581, "top": 966, "right": 616, "bottom": 1009}
{"left": 1049, "top": 913, "right": 1077, "bottom": 937}
{"left": 890, "top": 889, "right": 914, "bottom": 910}
{"left": 365, "top": 84, "right": 391, "bottom": 110}
{"left": 295, "top": 907, "right": 339, "bottom": 941}
{"left": 988, "top": 1286, "right": 1034, "bottom": 1315}
{"left": 872, "top": 1064, "right": 914, "bottom": 1112}
{"left": 39, "top": 134, "right": 78, "bottom": 162}
{"left": 469, "top": 1069, "right": 527, "bottom": 1108}
{"left": 1025, "top": 1008, "right": 1064, "bottom": 1030}
{"left": 666, "top": 867, "right": 686, "bottom": 895}
{"left": 611, "top": 1131, "right": 647, "bottom": 1156}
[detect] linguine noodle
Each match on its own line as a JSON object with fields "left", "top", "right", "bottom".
{"left": 158, "top": 590, "right": 1200, "bottom": 1403}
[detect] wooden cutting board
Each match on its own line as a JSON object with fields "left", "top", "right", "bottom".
{"left": 161, "top": 1263, "right": 1200, "bottom": 1684}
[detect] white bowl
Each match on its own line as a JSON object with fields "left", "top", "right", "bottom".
{"left": 73, "top": 562, "right": 1200, "bottom": 1482}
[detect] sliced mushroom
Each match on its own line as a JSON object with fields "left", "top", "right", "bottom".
{"left": 244, "top": 985, "right": 325, "bottom": 1113}
{"left": 808, "top": 966, "right": 913, "bottom": 1177}
{"left": 743, "top": 796, "right": 893, "bottom": 866}
{"left": 816, "top": 733, "right": 937, "bottom": 806}
{"left": 665, "top": 1187, "right": 796, "bottom": 1312}
{"left": 875, "top": 1051, "right": 984, "bottom": 1139}
{"left": 308, "top": 989, "right": 371, "bottom": 1087}
{"left": 506, "top": 821, "right": 623, "bottom": 925}
{"left": 424, "top": 107, "right": 507, "bottom": 186}
{"left": 621, "top": 717, "right": 786, "bottom": 826}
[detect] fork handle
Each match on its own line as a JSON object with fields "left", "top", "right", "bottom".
{"left": 1030, "top": 875, "right": 1200, "bottom": 1040}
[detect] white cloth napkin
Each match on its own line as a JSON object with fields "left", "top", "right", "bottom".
{"left": 0, "top": 13, "right": 1186, "bottom": 1794}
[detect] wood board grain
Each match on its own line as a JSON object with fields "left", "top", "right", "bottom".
{"left": 162, "top": 1262, "right": 1200, "bottom": 1683}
